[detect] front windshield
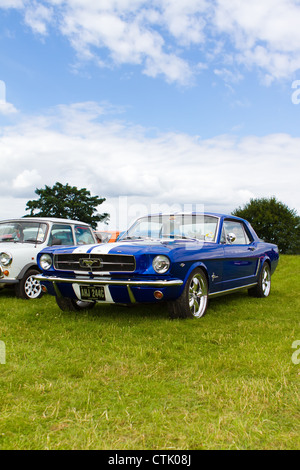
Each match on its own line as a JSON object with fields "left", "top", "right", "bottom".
{"left": 123, "top": 214, "right": 219, "bottom": 242}
{"left": 0, "top": 221, "right": 48, "bottom": 244}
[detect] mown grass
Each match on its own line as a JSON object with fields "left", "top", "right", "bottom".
{"left": 0, "top": 255, "right": 299, "bottom": 450}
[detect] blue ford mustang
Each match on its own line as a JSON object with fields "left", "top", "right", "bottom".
{"left": 36, "top": 213, "right": 279, "bottom": 319}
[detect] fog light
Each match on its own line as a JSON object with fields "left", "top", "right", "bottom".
{"left": 154, "top": 290, "right": 164, "bottom": 300}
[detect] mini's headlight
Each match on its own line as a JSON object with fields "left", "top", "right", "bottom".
{"left": 0, "top": 252, "right": 12, "bottom": 266}
{"left": 152, "top": 255, "right": 170, "bottom": 274}
{"left": 40, "top": 254, "right": 53, "bottom": 270}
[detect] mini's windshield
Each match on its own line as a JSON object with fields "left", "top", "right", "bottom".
{"left": 122, "top": 214, "right": 219, "bottom": 242}
{"left": 0, "top": 221, "right": 48, "bottom": 244}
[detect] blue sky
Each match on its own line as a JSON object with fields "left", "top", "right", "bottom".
{"left": 0, "top": 0, "right": 300, "bottom": 229}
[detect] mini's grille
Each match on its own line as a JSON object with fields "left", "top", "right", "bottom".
{"left": 53, "top": 253, "right": 136, "bottom": 273}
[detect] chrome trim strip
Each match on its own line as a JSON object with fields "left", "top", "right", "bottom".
{"left": 255, "top": 258, "right": 261, "bottom": 276}
{"left": 35, "top": 275, "right": 183, "bottom": 287}
{"left": 208, "top": 282, "right": 257, "bottom": 297}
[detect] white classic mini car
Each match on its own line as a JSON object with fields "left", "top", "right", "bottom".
{"left": 0, "top": 218, "right": 96, "bottom": 299}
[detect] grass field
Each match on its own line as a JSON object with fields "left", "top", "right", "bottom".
{"left": 0, "top": 255, "right": 299, "bottom": 450}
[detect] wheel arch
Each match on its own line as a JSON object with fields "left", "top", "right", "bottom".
{"left": 17, "top": 263, "right": 41, "bottom": 280}
{"left": 259, "top": 256, "right": 271, "bottom": 272}
{"left": 180, "top": 261, "right": 210, "bottom": 295}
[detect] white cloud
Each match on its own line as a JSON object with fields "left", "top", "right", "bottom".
{"left": 2, "top": 0, "right": 300, "bottom": 84}
{"left": 24, "top": 2, "right": 53, "bottom": 35}
{"left": 0, "top": 102, "right": 18, "bottom": 115}
{"left": 0, "top": 102, "right": 299, "bottom": 226}
{"left": 0, "top": 0, "right": 23, "bottom": 7}
{"left": 57, "top": 0, "right": 196, "bottom": 84}
{"left": 214, "top": 0, "right": 300, "bottom": 82}
{"left": 12, "top": 169, "right": 41, "bottom": 191}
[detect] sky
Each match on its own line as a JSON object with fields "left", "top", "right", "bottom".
{"left": 0, "top": 0, "right": 300, "bottom": 230}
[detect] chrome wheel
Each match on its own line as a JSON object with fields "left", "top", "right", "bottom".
{"left": 261, "top": 264, "right": 271, "bottom": 297}
{"left": 188, "top": 272, "right": 208, "bottom": 318}
{"left": 24, "top": 274, "right": 42, "bottom": 299}
{"left": 168, "top": 268, "right": 209, "bottom": 319}
{"left": 15, "top": 269, "right": 43, "bottom": 299}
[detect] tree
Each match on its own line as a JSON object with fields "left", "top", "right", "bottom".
{"left": 25, "top": 182, "right": 109, "bottom": 229}
{"left": 232, "top": 197, "right": 300, "bottom": 254}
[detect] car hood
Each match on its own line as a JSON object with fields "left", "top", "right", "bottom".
{"left": 0, "top": 242, "right": 42, "bottom": 252}
{"left": 41, "top": 238, "right": 213, "bottom": 258}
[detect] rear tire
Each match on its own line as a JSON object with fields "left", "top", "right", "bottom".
{"left": 55, "top": 297, "right": 95, "bottom": 312}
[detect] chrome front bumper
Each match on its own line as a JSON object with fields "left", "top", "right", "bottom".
{"left": 35, "top": 274, "right": 183, "bottom": 303}
{"left": 35, "top": 275, "right": 183, "bottom": 287}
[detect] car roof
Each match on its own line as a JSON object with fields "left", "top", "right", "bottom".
{"left": 141, "top": 212, "right": 243, "bottom": 220}
{"left": 0, "top": 217, "right": 91, "bottom": 226}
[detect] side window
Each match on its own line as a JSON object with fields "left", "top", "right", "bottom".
{"left": 223, "top": 220, "right": 251, "bottom": 245}
{"left": 48, "top": 224, "right": 74, "bottom": 246}
{"left": 74, "top": 226, "right": 95, "bottom": 245}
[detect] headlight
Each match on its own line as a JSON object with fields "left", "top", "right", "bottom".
{"left": 152, "top": 255, "right": 170, "bottom": 274}
{"left": 0, "top": 252, "right": 12, "bottom": 266}
{"left": 40, "top": 254, "right": 53, "bottom": 270}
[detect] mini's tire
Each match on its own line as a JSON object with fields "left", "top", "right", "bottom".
{"left": 55, "top": 297, "right": 95, "bottom": 312}
{"left": 248, "top": 262, "right": 271, "bottom": 298}
{"left": 15, "top": 269, "right": 43, "bottom": 300}
{"left": 168, "top": 268, "right": 208, "bottom": 319}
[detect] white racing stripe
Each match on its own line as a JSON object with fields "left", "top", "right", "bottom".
{"left": 71, "top": 244, "right": 124, "bottom": 301}
{"left": 72, "top": 242, "right": 128, "bottom": 276}
{"left": 89, "top": 242, "right": 125, "bottom": 254}
{"left": 72, "top": 242, "right": 124, "bottom": 255}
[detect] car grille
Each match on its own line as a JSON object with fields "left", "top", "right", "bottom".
{"left": 53, "top": 253, "right": 136, "bottom": 273}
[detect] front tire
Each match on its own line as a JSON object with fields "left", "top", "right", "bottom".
{"left": 55, "top": 297, "right": 95, "bottom": 312}
{"left": 248, "top": 262, "right": 271, "bottom": 298}
{"left": 168, "top": 268, "right": 208, "bottom": 319}
{"left": 15, "top": 269, "right": 43, "bottom": 299}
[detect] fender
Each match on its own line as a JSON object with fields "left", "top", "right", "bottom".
{"left": 177, "top": 261, "right": 209, "bottom": 296}
{"left": 17, "top": 263, "right": 40, "bottom": 280}
{"left": 257, "top": 255, "right": 272, "bottom": 277}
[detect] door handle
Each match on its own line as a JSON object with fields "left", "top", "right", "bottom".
{"left": 248, "top": 246, "right": 255, "bottom": 251}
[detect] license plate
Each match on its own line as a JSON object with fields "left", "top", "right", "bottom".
{"left": 80, "top": 285, "right": 105, "bottom": 301}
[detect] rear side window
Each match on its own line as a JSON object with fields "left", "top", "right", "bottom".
{"left": 74, "top": 226, "right": 95, "bottom": 245}
{"left": 222, "top": 220, "right": 252, "bottom": 245}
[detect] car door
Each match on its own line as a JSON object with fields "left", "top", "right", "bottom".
{"left": 221, "top": 219, "right": 260, "bottom": 289}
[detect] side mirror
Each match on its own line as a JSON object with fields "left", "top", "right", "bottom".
{"left": 226, "top": 232, "right": 236, "bottom": 244}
